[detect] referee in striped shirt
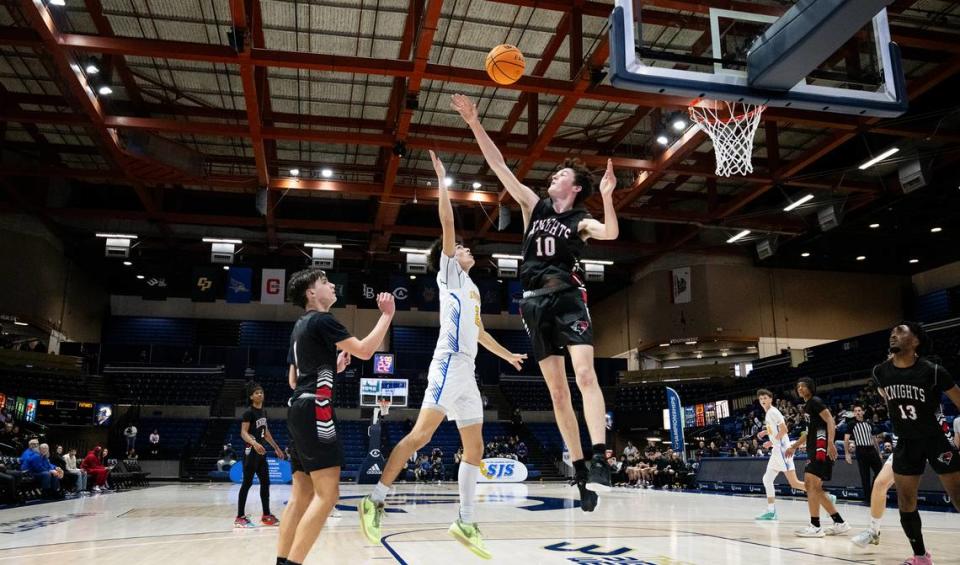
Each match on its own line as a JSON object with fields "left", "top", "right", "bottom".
{"left": 843, "top": 403, "right": 882, "bottom": 500}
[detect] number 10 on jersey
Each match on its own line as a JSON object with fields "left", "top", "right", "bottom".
{"left": 535, "top": 236, "right": 555, "bottom": 257}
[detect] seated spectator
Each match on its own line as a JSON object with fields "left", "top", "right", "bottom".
{"left": 63, "top": 447, "right": 87, "bottom": 493}
{"left": 516, "top": 441, "right": 528, "bottom": 463}
{"left": 431, "top": 456, "right": 444, "bottom": 481}
{"left": 126, "top": 449, "right": 139, "bottom": 461}
{"left": 81, "top": 446, "right": 109, "bottom": 492}
{"left": 49, "top": 445, "right": 73, "bottom": 491}
{"left": 21, "top": 440, "right": 63, "bottom": 499}
{"left": 607, "top": 451, "right": 627, "bottom": 486}
{"left": 148, "top": 429, "right": 160, "bottom": 458}
{"left": 0, "top": 460, "right": 22, "bottom": 505}
{"left": 217, "top": 444, "right": 236, "bottom": 471}
{"left": 623, "top": 441, "right": 639, "bottom": 459}
{"left": 416, "top": 456, "right": 431, "bottom": 482}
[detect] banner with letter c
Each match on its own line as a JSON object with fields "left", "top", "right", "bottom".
{"left": 666, "top": 386, "right": 686, "bottom": 459}
{"left": 261, "top": 269, "right": 286, "bottom": 305}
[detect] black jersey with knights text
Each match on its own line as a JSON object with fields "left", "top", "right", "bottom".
{"left": 872, "top": 358, "right": 956, "bottom": 440}
{"left": 803, "top": 395, "right": 831, "bottom": 462}
{"left": 241, "top": 406, "right": 267, "bottom": 445}
{"left": 287, "top": 311, "right": 351, "bottom": 398}
{"left": 520, "top": 198, "right": 592, "bottom": 290}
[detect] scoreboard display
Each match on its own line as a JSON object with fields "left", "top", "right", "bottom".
{"left": 36, "top": 399, "right": 96, "bottom": 426}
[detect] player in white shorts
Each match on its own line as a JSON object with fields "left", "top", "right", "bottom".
{"left": 851, "top": 441, "right": 896, "bottom": 548}
{"left": 359, "top": 150, "right": 526, "bottom": 559}
{"left": 755, "top": 388, "right": 808, "bottom": 520}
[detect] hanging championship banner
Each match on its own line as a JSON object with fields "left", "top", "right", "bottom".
{"left": 226, "top": 267, "right": 253, "bottom": 304}
{"left": 671, "top": 267, "right": 692, "bottom": 304}
{"left": 260, "top": 269, "right": 286, "bottom": 305}
{"left": 191, "top": 267, "right": 219, "bottom": 302}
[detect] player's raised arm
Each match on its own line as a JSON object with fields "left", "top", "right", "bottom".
{"left": 579, "top": 159, "right": 620, "bottom": 241}
{"left": 430, "top": 150, "right": 457, "bottom": 257}
{"left": 451, "top": 94, "right": 539, "bottom": 219}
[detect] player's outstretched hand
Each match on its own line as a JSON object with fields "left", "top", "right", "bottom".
{"left": 762, "top": 441, "right": 772, "bottom": 449}
{"left": 506, "top": 352, "right": 528, "bottom": 371}
{"left": 336, "top": 350, "right": 352, "bottom": 373}
{"left": 785, "top": 447, "right": 796, "bottom": 458}
{"left": 451, "top": 94, "right": 478, "bottom": 124}
{"left": 377, "top": 292, "right": 396, "bottom": 316}
{"left": 428, "top": 150, "right": 446, "bottom": 180}
{"left": 828, "top": 443, "right": 838, "bottom": 461}
{"left": 599, "top": 158, "right": 616, "bottom": 198}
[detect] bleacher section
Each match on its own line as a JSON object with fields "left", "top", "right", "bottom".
{"left": 0, "top": 369, "right": 90, "bottom": 400}
{"left": 107, "top": 367, "right": 225, "bottom": 406}
{"left": 501, "top": 378, "right": 584, "bottom": 411}
{"left": 526, "top": 421, "right": 590, "bottom": 459}
{"left": 136, "top": 418, "right": 208, "bottom": 457}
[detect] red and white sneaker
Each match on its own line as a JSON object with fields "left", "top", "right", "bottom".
{"left": 234, "top": 516, "right": 256, "bottom": 528}
{"left": 901, "top": 553, "right": 933, "bottom": 565}
{"left": 261, "top": 514, "right": 280, "bottom": 526}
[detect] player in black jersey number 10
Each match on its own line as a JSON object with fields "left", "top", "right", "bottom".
{"left": 872, "top": 322, "right": 960, "bottom": 565}
{"left": 453, "top": 93, "right": 620, "bottom": 511}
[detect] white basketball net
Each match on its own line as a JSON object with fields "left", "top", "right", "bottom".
{"left": 688, "top": 101, "right": 766, "bottom": 177}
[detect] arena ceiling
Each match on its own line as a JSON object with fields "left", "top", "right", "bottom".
{"left": 1, "top": 0, "right": 959, "bottom": 295}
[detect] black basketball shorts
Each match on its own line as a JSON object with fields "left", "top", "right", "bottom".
{"left": 805, "top": 458, "right": 834, "bottom": 482}
{"left": 520, "top": 287, "right": 593, "bottom": 362}
{"left": 286, "top": 396, "right": 343, "bottom": 473}
{"left": 893, "top": 433, "right": 960, "bottom": 476}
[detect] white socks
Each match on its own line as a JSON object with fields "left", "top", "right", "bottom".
{"left": 869, "top": 517, "right": 881, "bottom": 533}
{"left": 371, "top": 481, "right": 390, "bottom": 504}
{"left": 458, "top": 462, "right": 479, "bottom": 524}
{"left": 768, "top": 503, "right": 776, "bottom": 513}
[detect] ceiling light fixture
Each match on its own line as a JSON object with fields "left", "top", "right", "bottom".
{"left": 289, "top": 168, "right": 300, "bottom": 177}
{"left": 909, "top": 258, "right": 919, "bottom": 264}
{"left": 85, "top": 63, "right": 100, "bottom": 75}
{"left": 472, "top": 182, "right": 482, "bottom": 190}
{"left": 223, "top": 265, "right": 230, "bottom": 270}
{"left": 97, "top": 85, "right": 112, "bottom": 96}
{"left": 580, "top": 259, "right": 614, "bottom": 265}
{"left": 400, "top": 247, "right": 429, "bottom": 254}
{"left": 136, "top": 275, "right": 145, "bottom": 279}
{"left": 123, "top": 261, "right": 132, "bottom": 266}
{"left": 930, "top": 227, "right": 942, "bottom": 233}
{"left": 492, "top": 253, "right": 523, "bottom": 260}
{"left": 672, "top": 119, "right": 686, "bottom": 131}
{"left": 783, "top": 194, "right": 814, "bottom": 212}
{"left": 726, "top": 229, "right": 751, "bottom": 243}
{"left": 656, "top": 135, "right": 669, "bottom": 146}
{"left": 858, "top": 147, "right": 899, "bottom": 170}
{"left": 444, "top": 177, "right": 454, "bottom": 187}
{"left": 659, "top": 343, "right": 670, "bottom": 347}
{"left": 856, "top": 255, "right": 867, "bottom": 261}
{"left": 869, "top": 223, "right": 880, "bottom": 229}
{"left": 14, "top": 321, "right": 28, "bottom": 326}
{"left": 321, "top": 168, "right": 333, "bottom": 178}
{"left": 801, "top": 252, "right": 810, "bottom": 257}
{"left": 202, "top": 237, "right": 243, "bottom": 244}
{"left": 96, "top": 233, "right": 138, "bottom": 239}
{"left": 304, "top": 243, "right": 342, "bottom": 249}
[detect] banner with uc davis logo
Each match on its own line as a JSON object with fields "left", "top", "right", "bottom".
{"left": 478, "top": 457, "right": 528, "bottom": 482}
{"left": 229, "top": 457, "right": 292, "bottom": 484}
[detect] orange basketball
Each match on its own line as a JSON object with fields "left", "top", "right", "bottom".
{"left": 485, "top": 44, "right": 525, "bottom": 85}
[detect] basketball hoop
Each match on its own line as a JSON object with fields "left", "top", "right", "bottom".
{"left": 688, "top": 100, "right": 766, "bottom": 177}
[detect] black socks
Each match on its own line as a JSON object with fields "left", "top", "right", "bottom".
{"left": 830, "top": 512, "right": 844, "bottom": 524}
{"left": 900, "top": 510, "right": 925, "bottom": 556}
{"left": 573, "top": 459, "right": 588, "bottom": 479}
{"left": 810, "top": 517, "right": 820, "bottom": 528}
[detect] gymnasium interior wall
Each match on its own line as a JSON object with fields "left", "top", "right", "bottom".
{"left": 0, "top": 215, "right": 108, "bottom": 342}
{"left": 591, "top": 256, "right": 907, "bottom": 358}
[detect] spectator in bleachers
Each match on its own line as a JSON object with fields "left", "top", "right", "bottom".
{"left": 123, "top": 423, "right": 138, "bottom": 452}
{"left": 21, "top": 440, "right": 63, "bottom": 499}
{"left": 0, "top": 407, "right": 8, "bottom": 424}
{"left": 416, "top": 455, "right": 431, "bottom": 482}
{"left": 218, "top": 444, "right": 236, "bottom": 471}
{"left": 623, "top": 441, "right": 638, "bottom": 459}
{"left": 0, "top": 460, "right": 22, "bottom": 505}
{"left": 454, "top": 447, "right": 463, "bottom": 474}
{"left": 63, "top": 447, "right": 87, "bottom": 494}
{"left": 517, "top": 441, "right": 528, "bottom": 463}
{"left": 431, "top": 456, "right": 445, "bottom": 481}
{"left": 49, "top": 445, "right": 71, "bottom": 491}
{"left": 607, "top": 451, "right": 627, "bottom": 486}
{"left": 148, "top": 429, "right": 160, "bottom": 458}
{"left": 81, "top": 446, "right": 109, "bottom": 492}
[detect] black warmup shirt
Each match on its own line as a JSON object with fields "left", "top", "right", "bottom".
{"left": 287, "top": 311, "right": 351, "bottom": 398}
{"left": 872, "top": 358, "right": 956, "bottom": 439}
{"left": 520, "top": 198, "right": 592, "bottom": 290}
{"left": 803, "top": 395, "right": 830, "bottom": 460}
{"left": 242, "top": 406, "right": 268, "bottom": 444}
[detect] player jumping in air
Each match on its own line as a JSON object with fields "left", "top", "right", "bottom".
{"left": 452, "top": 93, "right": 619, "bottom": 510}
{"left": 870, "top": 322, "right": 960, "bottom": 564}
{"left": 359, "top": 151, "right": 527, "bottom": 559}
